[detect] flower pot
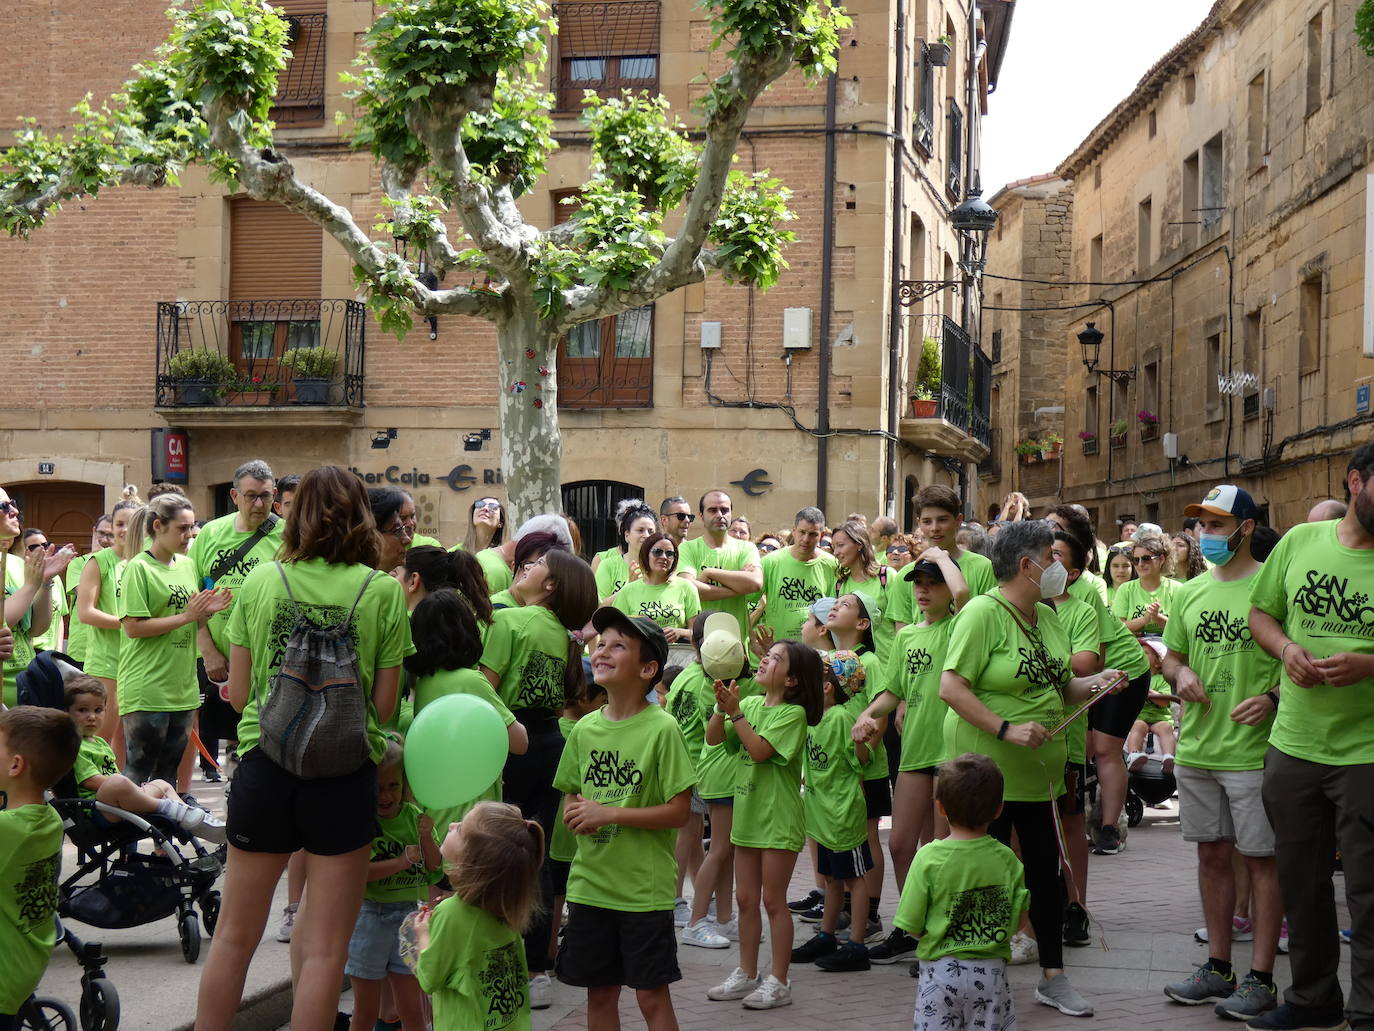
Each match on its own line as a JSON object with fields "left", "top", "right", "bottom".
{"left": 910, "top": 398, "right": 938, "bottom": 418}
{"left": 173, "top": 379, "right": 220, "bottom": 406}
{"left": 1081, "top": 439, "right": 1098, "bottom": 456}
{"left": 926, "top": 41, "right": 951, "bottom": 66}
{"left": 1110, "top": 433, "right": 1127, "bottom": 449}
{"left": 231, "top": 389, "right": 278, "bottom": 407}
{"left": 1139, "top": 423, "right": 1159, "bottom": 442}
{"left": 293, "top": 377, "right": 331, "bottom": 404}
{"left": 1021, "top": 452, "right": 1039, "bottom": 465}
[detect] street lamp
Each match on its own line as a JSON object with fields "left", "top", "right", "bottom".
{"left": 393, "top": 230, "right": 441, "bottom": 340}
{"left": 897, "top": 191, "right": 999, "bottom": 306}
{"left": 1078, "top": 321, "right": 1134, "bottom": 384}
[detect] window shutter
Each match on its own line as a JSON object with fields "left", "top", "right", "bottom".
{"left": 229, "top": 198, "right": 323, "bottom": 300}
{"left": 556, "top": 1, "right": 659, "bottom": 57}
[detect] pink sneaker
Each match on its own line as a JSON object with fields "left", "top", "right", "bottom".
{"left": 1231, "top": 915, "right": 1254, "bottom": 942}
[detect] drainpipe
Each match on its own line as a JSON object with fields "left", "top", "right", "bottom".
{"left": 817, "top": 70, "right": 838, "bottom": 513}
{"left": 884, "top": 2, "right": 908, "bottom": 517}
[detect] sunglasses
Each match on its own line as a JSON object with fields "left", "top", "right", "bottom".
{"left": 0, "top": 501, "right": 18, "bottom": 515}
{"left": 25, "top": 541, "right": 48, "bottom": 552}
{"left": 759, "top": 543, "right": 779, "bottom": 553}
{"left": 474, "top": 499, "right": 501, "bottom": 511}
{"left": 649, "top": 548, "right": 676, "bottom": 560}
{"left": 887, "top": 546, "right": 910, "bottom": 555}
{"left": 1131, "top": 554, "right": 1159, "bottom": 565}
{"left": 667, "top": 512, "right": 695, "bottom": 522}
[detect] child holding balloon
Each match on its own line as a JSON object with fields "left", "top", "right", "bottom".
{"left": 414, "top": 802, "right": 545, "bottom": 1031}
{"left": 345, "top": 739, "right": 443, "bottom": 1031}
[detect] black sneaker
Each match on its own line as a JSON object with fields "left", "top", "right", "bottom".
{"left": 788, "top": 889, "right": 824, "bottom": 914}
{"left": 1092, "top": 824, "right": 1122, "bottom": 855}
{"left": 868, "top": 928, "right": 919, "bottom": 964}
{"left": 1063, "top": 901, "right": 1091, "bottom": 947}
{"left": 797, "top": 903, "right": 826, "bottom": 923}
{"left": 1244, "top": 1003, "right": 1349, "bottom": 1031}
{"left": 791, "top": 931, "right": 838, "bottom": 963}
{"left": 815, "top": 941, "right": 870, "bottom": 972}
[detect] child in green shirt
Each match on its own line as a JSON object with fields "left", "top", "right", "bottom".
{"left": 346, "top": 740, "right": 442, "bottom": 1031}
{"left": 1126, "top": 639, "right": 1178, "bottom": 773}
{"left": 0, "top": 706, "right": 80, "bottom": 1022}
{"left": 894, "top": 752, "right": 1030, "bottom": 1031}
{"left": 415, "top": 801, "right": 544, "bottom": 1031}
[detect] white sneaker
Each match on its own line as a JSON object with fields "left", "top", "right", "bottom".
{"left": 682, "top": 920, "right": 730, "bottom": 949}
{"left": 712, "top": 915, "right": 740, "bottom": 941}
{"left": 1009, "top": 931, "right": 1039, "bottom": 965}
{"left": 674, "top": 896, "right": 691, "bottom": 927}
{"left": 742, "top": 974, "right": 792, "bottom": 1010}
{"left": 1159, "top": 753, "right": 1175, "bottom": 773}
{"left": 275, "top": 903, "right": 297, "bottom": 943}
{"left": 1126, "top": 751, "right": 1148, "bottom": 771}
{"left": 708, "top": 967, "right": 760, "bottom": 1001}
{"left": 528, "top": 973, "right": 552, "bottom": 1010}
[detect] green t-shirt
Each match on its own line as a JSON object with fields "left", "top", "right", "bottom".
{"left": 678, "top": 536, "right": 761, "bottom": 642}
{"left": 226, "top": 558, "right": 413, "bottom": 765}
{"left": 81, "top": 547, "right": 124, "bottom": 680}
{"left": 73, "top": 735, "right": 120, "bottom": 798}
{"left": 475, "top": 548, "right": 513, "bottom": 596}
{"left": 1053, "top": 595, "right": 1101, "bottom": 766}
{"left": 803, "top": 704, "right": 866, "bottom": 851}
{"left": 669, "top": 663, "right": 760, "bottom": 798}
{"left": 411, "top": 533, "right": 444, "bottom": 549}
{"left": 1138, "top": 673, "right": 1174, "bottom": 726}
{"left": 1075, "top": 569, "right": 1111, "bottom": 607}
{"left": 728, "top": 695, "right": 808, "bottom": 850}
{"left": 365, "top": 802, "right": 440, "bottom": 903}
{"left": 117, "top": 552, "right": 201, "bottom": 713}
{"left": 32, "top": 584, "right": 65, "bottom": 655}
{"left": 479, "top": 605, "right": 571, "bottom": 715}
{"left": 64, "top": 553, "right": 93, "bottom": 662}
{"left": 2, "top": 561, "right": 35, "bottom": 707}
{"left": 942, "top": 592, "right": 1071, "bottom": 802}
{"left": 845, "top": 648, "right": 887, "bottom": 780}
{"left": 552, "top": 704, "right": 696, "bottom": 912}
{"left": 1112, "top": 577, "right": 1177, "bottom": 636}
{"left": 760, "top": 548, "right": 838, "bottom": 642}
{"left": 593, "top": 547, "right": 630, "bottom": 600}
{"left": 1250, "top": 521, "right": 1374, "bottom": 765}
{"left": 612, "top": 577, "right": 700, "bottom": 630}
{"left": 891, "top": 618, "right": 955, "bottom": 772}
{"left": 956, "top": 550, "right": 998, "bottom": 597}
{"left": 1163, "top": 569, "right": 1278, "bottom": 770}
{"left": 489, "top": 589, "right": 519, "bottom": 610}
{"left": 0, "top": 803, "right": 65, "bottom": 1011}
{"left": 842, "top": 569, "right": 900, "bottom": 661}
{"left": 549, "top": 716, "right": 580, "bottom": 863}
{"left": 893, "top": 835, "right": 1030, "bottom": 962}
{"left": 415, "top": 894, "right": 530, "bottom": 1031}
{"left": 189, "top": 513, "right": 284, "bottom": 657}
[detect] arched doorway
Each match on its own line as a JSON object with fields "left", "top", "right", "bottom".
{"left": 6, "top": 482, "right": 105, "bottom": 552}
{"left": 562, "top": 480, "right": 644, "bottom": 559}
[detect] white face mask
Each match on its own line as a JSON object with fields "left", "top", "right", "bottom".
{"left": 1030, "top": 558, "right": 1069, "bottom": 599}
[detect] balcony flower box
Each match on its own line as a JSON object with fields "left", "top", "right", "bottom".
{"left": 1137, "top": 409, "right": 1159, "bottom": 442}
{"left": 926, "top": 40, "right": 951, "bottom": 66}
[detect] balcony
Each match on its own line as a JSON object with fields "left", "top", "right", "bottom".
{"left": 551, "top": 1, "right": 660, "bottom": 112}
{"left": 155, "top": 299, "right": 365, "bottom": 427}
{"left": 900, "top": 316, "right": 992, "bottom": 462}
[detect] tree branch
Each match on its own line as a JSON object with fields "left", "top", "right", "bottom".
{"left": 2, "top": 162, "right": 167, "bottom": 234}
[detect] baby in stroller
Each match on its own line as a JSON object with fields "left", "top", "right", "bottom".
{"left": 66, "top": 677, "right": 225, "bottom": 845}
{"left": 1126, "top": 638, "right": 1177, "bottom": 775}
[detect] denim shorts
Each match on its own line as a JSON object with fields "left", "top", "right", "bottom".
{"left": 345, "top": 898, "right": 421, "bottom": 980}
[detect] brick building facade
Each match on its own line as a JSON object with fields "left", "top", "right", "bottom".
{"left": 0, "top": 0, "right": 1011, "bottom": 548}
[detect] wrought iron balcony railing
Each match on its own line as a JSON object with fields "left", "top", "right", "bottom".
{"left": 269, "top": 13, "right": 327, "bottom": 127}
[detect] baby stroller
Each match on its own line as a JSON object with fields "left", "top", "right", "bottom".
{"left": 18, "top": 652, "right": 226, "bottom": 966}
{"left": 1124, "top": 733, "right": 1178, "bottom": 827}
{"left": 15, "top": 916, "right": 119, "bottom": 1031}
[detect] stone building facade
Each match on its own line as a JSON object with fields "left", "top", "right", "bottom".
{"left": 1, "top": 0, "right": 1010, "bottom": 550}
{"left": 982, "top": 0, "right": 1372, "bottom": 534}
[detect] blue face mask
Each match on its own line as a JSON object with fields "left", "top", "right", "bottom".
{"left": 1198, "top": 527, "right": 1243, "bottom": 565}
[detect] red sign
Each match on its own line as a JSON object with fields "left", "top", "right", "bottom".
{"left": 152, "top": 428, "right": 189, "bottom": 483}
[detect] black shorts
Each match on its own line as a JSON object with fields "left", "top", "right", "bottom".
{"left": 1058, "top": 762, "right": 1087, "bottom": 816}
{"left": 1089, "top": 670, "right": 1151, "bottom": 739}
{"left": 549, "top": 858, "right": 571, "bottom": 898}
{"left": 863, "top": 777, "right": 892, "bottom": 820}
{"left": 226, "top": 748, "right": 378, "bottom": 856}
{"left": 816, "top": 840, "right": 874, "bottom": 881}
{"left": 555, "top": 903, "right": 681, "bottom": 990}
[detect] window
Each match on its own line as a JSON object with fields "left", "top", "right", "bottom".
{"left": 1148, "top": 109, "right": 1157, "bottom": 139}
{"left": 1089, "top": 234, "right": 1103, "bottom": 283}
{"left": 1206, "top": 332, "right": 1223, "bottom": 420}
{"left": 1085, "top": 384, "right": 1099, "bottom": 436}
{"left": 942, "top": 253, "right": 957, "bottom": 314}
{"left": 1243, "top": 309, "right": 1262, "bottom": 419}
{"left": 553, "top": 1, "right": 659, "bottom": 111}
{"left": 229, "top": 198, "right": 323, "bottom": 379}
{"left": 990, "top": 329, "right": 1002, "bottom": 364}
{"left": 1182, "top": 152, "right": 1200, "bottom": 249}
{"left": 553, "top": 189, "right": 654, "bottom": 408}
{"left": 1299, "top": 272, "right": 1324, "bottom": 376}
{"left": 1247, "top": 71, "right": 1268, "bottom": 171}
{"left": 1142, "top": 360, "right": 1159, "bottom": 420}
{"left": 1306, "top": 12, "right": 1323, "bottom": 116}
{"left": 915, "top": 48, "right": 935, "bottom": 155}
{"left": 946, "top": 99, "right": 963, "bottom": 199}
{"left": 269, "top": 0, "right": 327, "bottom": 128}
{"left": 1183, "top": 73, "right": 1197, "bottom": 104}
{"left": 1201, "top": 133, "right": 1224, "bottom": 229}
{"left": 1138, "top": 196, "right": 1153, "bottom": 270}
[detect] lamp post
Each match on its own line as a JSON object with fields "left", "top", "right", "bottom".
{"left": 393, "top": 231, "right": 440, "bottom": 340}
{"left": 1078, "top": 321, "right": 1134, "bottom": 384}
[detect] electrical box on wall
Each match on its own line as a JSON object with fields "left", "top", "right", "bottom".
{"left": 1163, "top": 432, "right": 1179, "bottom": 459}
{"left": 783, "top": 307, "right": 812, "bottom": 349}
{"left": 700, "top": 322, "right": 722, "bottom": 349}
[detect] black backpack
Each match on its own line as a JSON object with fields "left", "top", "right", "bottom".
{"left": 255, "top": 564, "right": 377, "bottom": 779}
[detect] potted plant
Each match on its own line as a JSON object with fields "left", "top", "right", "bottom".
{"left": 167, "top": 348, "right": 235, "bottom": 405}
{"left": 1137, "top": 408, "right": 1160, "bottom": 441}
{"left": 1110, "top": 418, "right": 1129, "bottom": 449}
{"left": 926, "top": 35, "right": 952, "bottom": 67}
{"left": 1078, "top": 429, "right": 1098, "bottom": 455}
{"left": 1041, "top": 432, "right": 1064, "bottom": 459}
{"left": 1015, "top": 438, "right": 1043, "bottom": 464}
{"left": 280, "top": 346, "right": 340, "bottom": 404}
{"left": 230, "top": 373, "right": 282, "bottom": 406}
{"left": 910, "top": 336, "right": 942, "bottom": 417}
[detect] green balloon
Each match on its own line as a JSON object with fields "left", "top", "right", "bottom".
{"left": 404, "top": 693, "right": 508, "bottom": 809}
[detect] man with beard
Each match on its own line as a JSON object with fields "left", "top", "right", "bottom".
{"left": 1247, "top": 444, "right": 1374, "bottom": 1031}
{"left": 757, "top": 506, "right": 837, "bottom": 643}
{"left": 678, "top": 490, "right": 762, "bottom": 642}
{"left": 659, "top": 496, "right": 695, "bottom": 548}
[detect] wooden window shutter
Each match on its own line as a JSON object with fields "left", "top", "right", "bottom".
{"left": 229, "top": 198, "right": 323, "bottom": 300}
{"left": 557, "top": 1, "right": 659, "bottom": 56}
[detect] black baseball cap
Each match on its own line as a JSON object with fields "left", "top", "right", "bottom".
{"left": 903, "top": 559, "right": 947, "bottom": 583}
{"left": 591, "top": 607, "right": 670, "bottom": 686}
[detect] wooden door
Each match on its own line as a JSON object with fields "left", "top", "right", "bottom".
{"left": 6, "top": 483, "right": 105, "bottom": 554}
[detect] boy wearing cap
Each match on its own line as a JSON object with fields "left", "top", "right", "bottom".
{"left": 1157, "top": 485, "right": 1283, "bottom": 1021}
{"left": 554, "top": 608, "right": 698, "bottom": 1031}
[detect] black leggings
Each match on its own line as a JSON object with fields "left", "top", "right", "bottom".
{"left": 989, "top": 799, "right": 1064, "bottom": 970}
{"left": 502, "top": 723, "right": 565, "bottom": 972}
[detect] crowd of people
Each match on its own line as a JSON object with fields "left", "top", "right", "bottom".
{"left": 0, "top": 449, "right": 1370, "bottom": 1031}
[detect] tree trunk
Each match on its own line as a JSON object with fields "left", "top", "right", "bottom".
{"left": 496, "top": 307, "right": 563, "bottom": 524}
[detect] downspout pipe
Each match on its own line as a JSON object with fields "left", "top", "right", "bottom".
{"left": 817, "top": 70, "right": 838, "bottom": 513}
{"left": 884, "top": 2, "right": 908, "bottom": 517}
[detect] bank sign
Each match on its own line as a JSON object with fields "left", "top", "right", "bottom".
{"left": 348, "top": 465, "right": 502, "bottom": 492}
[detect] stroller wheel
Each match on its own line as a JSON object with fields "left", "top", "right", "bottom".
{"left": 201, "top": 890, "right": 221, "bottom": 937}
{"left": 1125, "top": 792, "right": 1145, "bottom": 828}
{"left": 79, "top": 977, "right": 119, "bottom": 1031}
{"left": 179, "top": 911, "right": 202, "bottom": 964}
{"left": 19, "top": 997, "right": 77, "bottom": 1031}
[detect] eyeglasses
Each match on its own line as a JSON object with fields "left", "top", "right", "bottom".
{"left": 1131, "top": 554, "right": 1159, "bottom": 565}
{"left": 386, "top": 524, "right": 413, "bottom": 541}
{"left": 667, "top": 512, "right": 695, "bottom": 522}
{"left": 237, "top": 491, "right": 274, "bottom": 505}
{"left": 25, "top": 541, "right": 48, "bottom": 552}
{"left": 474, "top": 500, "right": 501, "bottom": 511}
{"left": 0, "top": 501, "right": 18, "bottom": 515}
{"left": 649, "top": 548, "right": 676, "bottom": 560}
